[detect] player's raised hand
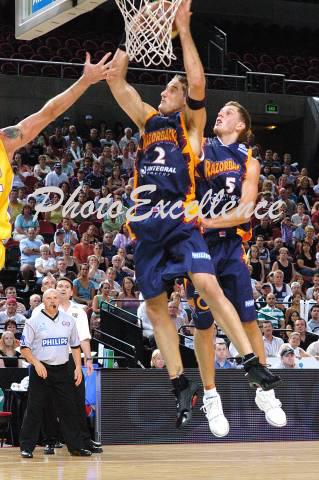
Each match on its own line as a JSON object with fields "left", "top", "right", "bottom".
{"left": 174, "top": 0, "right": 192, "bottom": 35}
{"left": 82, "top": 51, "right": 112, "bottom": 85}
{"left": 105, "top": 49, "right": 129, "bottom": 85}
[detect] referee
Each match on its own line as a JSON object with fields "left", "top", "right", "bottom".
{"left": 19, "top": 288, "right": 92, "bottom": 458}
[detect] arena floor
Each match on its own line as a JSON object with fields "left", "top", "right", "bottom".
{"left": 1, "top": 442, "right": 318, "bottom": 480}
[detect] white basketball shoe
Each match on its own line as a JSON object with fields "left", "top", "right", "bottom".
{"left": 255, "top": 388, "right": 287, "bottom": 427}
{"left": 201, "top": 392, "right": 230, "bottom": 437}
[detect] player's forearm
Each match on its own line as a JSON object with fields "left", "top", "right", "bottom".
{"left": 80, "top": 339, "right": 92, "bottom": 361}
{"left": 20, "top": 347, "right": 40, "bottom": 366}
{"left": 179, "top": 30, "right": 205, "bottom": 95}
{"left": 202, "top": 201, "right": 255, "bottom": 229}
{"left": 71, "top": 346, "right": 82, "bottom": 369}
{"left": 40, "top": 76, "right": 91, "bottom": 123}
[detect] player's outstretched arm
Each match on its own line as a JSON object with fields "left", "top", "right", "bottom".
{"left": 1, "top": 52, "right": 112, "bottom": 159}
{"left": 201, "top": 157, "right": 261, "bottom": 228}
{"left": 175, "top": 0, "right": 206, "bottom": 154}
{"left": 105, "top": 49, "right": 155, "bottom": 130}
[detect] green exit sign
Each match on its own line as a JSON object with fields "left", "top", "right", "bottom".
{"left": 265, "top": 104, "right": 279, "bottom": 114}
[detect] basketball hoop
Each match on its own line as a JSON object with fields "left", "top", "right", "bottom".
{"left": 115, "top": 0, "right": 182, "bottom": 67}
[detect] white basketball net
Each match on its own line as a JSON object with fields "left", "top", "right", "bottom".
{"left": 115, "top": 0, "right": 182, "bottom": 67}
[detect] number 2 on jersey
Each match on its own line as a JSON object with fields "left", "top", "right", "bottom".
{"left": 153, "top": 146, "right": 166, "bottom": 165}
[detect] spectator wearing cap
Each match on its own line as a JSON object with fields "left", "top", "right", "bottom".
{"left": 34, "top": 155, "right": 51, "bottom": 181}
{"left": 256, "top": 283, "right": 273, "bottom": 309}
{"left": 35, "top": 244, "right": 58, "bottom": 285}
{"left": 307, "top": 304, "right": 319, "bottom": 334}
{"left": 54, "top": 218, "right": 78, "bottom": 246}
{"left": 294, "top": 318, "right": 318, "bottom": 350}
{"left": 13, "top": 205, "right": 40, "bottom": 241}
{"left": 19, "top": 227, "right": 43, "bottom": 292}
{"left": 0, "top": 297, "right": 26, "bottom": 327}
{"left": 277, "top": 346, "right": 299, "bottom": 369}
{"left": 79, "top": 114, "right": 95, "bottom": 142}
{"left": 272, "top": 247, "right": 296, "bottom": 284}
{"left": 100, "top": 129, "right": 118, "bottom": 149}
{"left": 0, "top": 286, "right": 26, "bottom": 314}
{"left": 119, "top": 127, "right": 138, "bottom": 151}
{"left": 261, "top": 321, "right": 284, "bottom": 357}
{"left": 45, "top": 163, "right": 69, "bottom": 187}
{"left": 257, "top": 292, "right": 285, "bottom": 328}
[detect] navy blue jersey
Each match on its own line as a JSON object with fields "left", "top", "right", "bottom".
{"left": 196, "top": 136, "right": 252, "bottom": 241}
{"left": 133, "top": 111, "right": 197, "bottom": 212}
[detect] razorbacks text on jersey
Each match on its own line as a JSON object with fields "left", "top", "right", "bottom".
{"left": 132, "top": 110, "right": 197, "bottom": 214}
{"left": 0, "top": 138, "right": 13, "bottom": 269}
{"left": 196, "top": 136, "right": 252, "bottom": 241}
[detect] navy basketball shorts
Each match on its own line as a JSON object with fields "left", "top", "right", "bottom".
{"left": 129, "top": 214, "right": 214, "bottom": 300}
{"left": 186, "top": 235, "right": 257, "bottom": 329}
{"left": 208, "top": 235, "right": 257, "bottom": 324}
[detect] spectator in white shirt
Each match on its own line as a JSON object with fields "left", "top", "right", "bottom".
{"left": 45, "top": 163, "right": 69, "bottom": 187}
{"left": 0, "top": 297, "right": 26, "bottom": 326}
{"left": 35, "top": 244, "right": 58, "bottom": 285}
{"left": 306, "top": 273, "right": 319, "bottom": 299}
{"left": 262, "top": 320, "right": 284, "bottom": 357}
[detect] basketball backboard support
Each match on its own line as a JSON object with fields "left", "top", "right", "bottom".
{"left": 15, "top": 0, "right": 108, "bottom": 40}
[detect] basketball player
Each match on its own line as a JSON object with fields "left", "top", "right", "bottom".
{"left": 0, "top": 51, "right": 111, "bottom": 269}
{"left": 105, "top": 0, "right": 279, "bottom": 431}
{"left": 193, "top": 101, "right": 286, "bottom": 429}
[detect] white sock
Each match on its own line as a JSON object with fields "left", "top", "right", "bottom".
{"left": 204, "top": 387, "right": 217, "bottom": 399}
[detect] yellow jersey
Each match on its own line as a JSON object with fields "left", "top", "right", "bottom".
{"left": 0, "top": 138, "right": 13, "bottom": 269}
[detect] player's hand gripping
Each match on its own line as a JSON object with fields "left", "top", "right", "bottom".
{"left": 174, "top": 0, "right": 192, "bottom": 35}
{"left": 105, "top": 49, "right": 129, "bottom": 86}
{"left": 82, "top": 51, "right": 112, "bottom": 86}
{"left": 34, "top": 360, "right": 47, "bottom": 379}
{"left": 74, "top": 365, "right": 83, "bottom": 387}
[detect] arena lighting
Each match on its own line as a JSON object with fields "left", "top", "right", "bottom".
{"left": 265, "top": 125, "right": 277, "bottom": 130}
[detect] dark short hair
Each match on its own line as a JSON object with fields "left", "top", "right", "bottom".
{"left": 56, "top": 277, "right": 73, "bottom": 289}
{"left": 4, "top": 319, "right": 17, "bottom": 330}
{"left": 172, "top": 75, "right": 188, "bottom": 95}
{"left": 225, "top": 101, "right": 252, "bottom": 143}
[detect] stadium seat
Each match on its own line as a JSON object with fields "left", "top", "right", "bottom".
{"left": 213, "top": 78, "right": 229, "bottom": 90}
{"left": 62, "top": 66, "right": 79, "bottom": 78}
{"left": 138, "top": 72, "right": 156, "bottom": 84}
{"left": 257, "top": 63, "right": 273, "bottom": 73}
{"left": 82, "top": 39, "right": 99, "bottom": 52}
{"left": 50, "top": 55, "right": 64, "bottom": 63}
{"left": 37, "top": 45, "right": 53, "bottom": 59}
{"left": 17, "top": 44, "right": 34, "bottom": 57}
{"left": 41, "top": 64, "right": 59, "bottom": 77}
{"left": 274, "top": 64, "right": 289, "bottom": 75}
{"left": 30, "top": 54, "right": 45, "bottom": 62}
{"left": 269, "top": 82, "right": 283, "bottom": 94}
{"left": 93, "top": 50, "right": 106, "bottom": 62}
{"left": 57, "top": 47, "right": 73, "bottom": 60}
{"left": 0, "top": 42, "right": 14, "bottom": 56}
{"left": 260, "top": 54, "right": 275, "bottom": 65}
{"left": 276, "top": 55, "right": 290, "bottom": 65}
{"left": 291, "top": 65, "right": 306, "bottom": 78}
{"left": 75, "top": 49, "right": 86, "bottom": 61}
{"left": 65, "top": 38, "right": 81, "bottom": 51}
{"left": 20, "top": 64, "right": 39, "bottom": 76}
{"left": 243, "top": 53, "right": 258, "bottom": 65}
{"left": 293, "top": 56, "right": 308, "bottom": 68}
{"left": 45, "top": 36, "right": 62, "bottom": 50}
{"left": 101, "top": 41, "right": 116, "bottom": 52}
{"left": 11, "top": 53, "right": 25, "bottom": 60}
{"left": 286, "top": 83, "right": 303, "bottom": 95}
{"left": 0, "top": 62, "right": 18, "bottom": 75}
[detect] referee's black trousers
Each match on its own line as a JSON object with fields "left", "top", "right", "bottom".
{"left": 20, "top": 363, "right": 84, "bottom": 452}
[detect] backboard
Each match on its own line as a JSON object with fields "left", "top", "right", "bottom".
{"left": 15, "top": 0, "right": 108, "bottom": 40}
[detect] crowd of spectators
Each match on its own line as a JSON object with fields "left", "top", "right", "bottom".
{"left": 1, "top": 115, "right": 319, "bottom": 370}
